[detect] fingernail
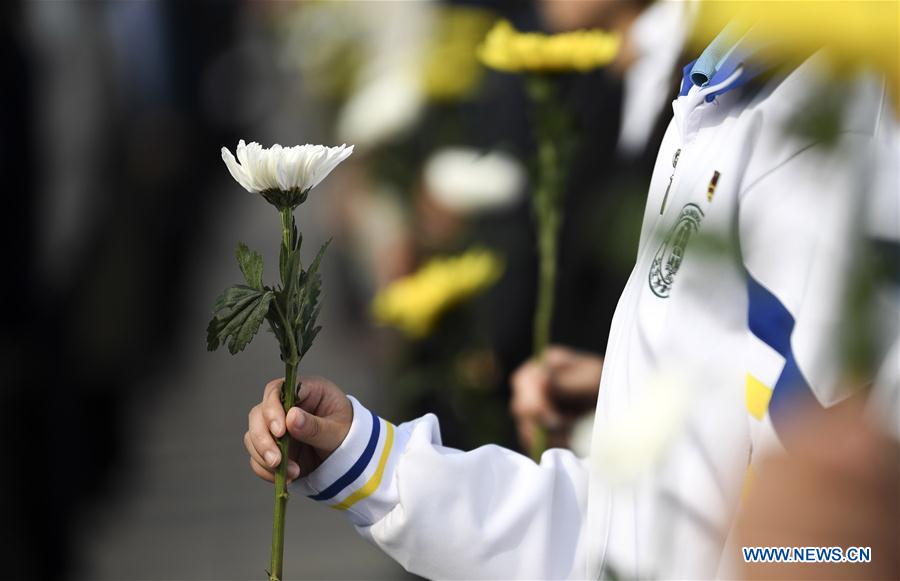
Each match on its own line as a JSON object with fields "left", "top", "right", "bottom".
{"left": 293, "top": 411, "right": 305, "bottom": 429}
{"left": 270, "top": 421, "right": 281, "bottom": 434}
{"left": 288, "top": 462, "right": 300, "bottom": 479}
{"left": 264, "top": 451, "right": 278, "bottom": 466}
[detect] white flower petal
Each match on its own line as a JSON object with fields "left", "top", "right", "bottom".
{"left": 261, "top": 144, "right": 281, "bottom": 191}
{"left": 222, "top": 144, "right": 257, "bottom": 192}
{"left": 235, "top": 140, "right": 251, "bottom": 174}
{"left": 237, "top": 141, "right": 260, "bottom": 191}
{"left": 275, "top": 152, "right": 292, "bottom": 191}
{"left": 308, "top": 144, "right": 354, "bottom": 190}
{"left": 221, "top": 140, "right": 354, "bottom": 202}
{"left": 303, "top": 146, "right": 330, "bottom": 190}
{"left": 288, "top": 147, "right": 308, "bottom": 190}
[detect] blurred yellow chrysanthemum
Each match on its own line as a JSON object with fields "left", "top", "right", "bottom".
{"left": 478, "top": 20, "right": 620, "bottom": 74}
{"left": 422, "top": 6, "right": 497, "bottom": 100}
{"left": 372, "top": 249, "right": 504, "bottom": 338}
{"left": 691, "top": 1, "right": 899, "bottom": 83}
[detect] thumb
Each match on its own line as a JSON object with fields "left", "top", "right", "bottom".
{"left": 285, "top": 407, "right": 345, "bottom": 454}
{"left": 551, "top": 356, "right": 602, "bottom": 398}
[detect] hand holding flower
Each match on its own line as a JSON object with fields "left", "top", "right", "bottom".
{"left": 210, "top": 140, "right": 352, "bottom": 581}
{"left": 478, "top": 20, "right": 618, "bottom": 458}
{"left": 510, "top": 345, "right": 602, "bottom": 451}
{"left": 245, "top": 376, "right": 353, "bottom": 482}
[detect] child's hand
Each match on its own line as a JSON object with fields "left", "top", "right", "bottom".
{"left": 510, "top": 346, "right": 602, "bottom": 450}
{"left": 244, "top": 376, "right": 353, "bottom": 483}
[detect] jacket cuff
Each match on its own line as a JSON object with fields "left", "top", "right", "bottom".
{"left": 294, "top": 395, "right": 407, "bottom": 526}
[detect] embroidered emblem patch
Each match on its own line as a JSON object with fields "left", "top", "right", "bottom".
{"left": 707, "top": 170, "right": 720, "bottom": 202}
{"left": 648, "top": 203, "right": 705, "bottom": 298}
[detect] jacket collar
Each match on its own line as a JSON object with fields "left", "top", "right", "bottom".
{"left": 679, "top": 23, "right": 772, "bottom": 103}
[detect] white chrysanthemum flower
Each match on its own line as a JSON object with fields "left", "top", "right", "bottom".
{"left": 590, "top": 370, "right": 695, "bottom": 485}
{"left": 221, "top": 140, "right": 354, "bottom": 208}
{"left": 336, "top": 71, "right": 424, "bottom": 150}
{"left": 424, "top": 147, "right": 525, "bottom": 213}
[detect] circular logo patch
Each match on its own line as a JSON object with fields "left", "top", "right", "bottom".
{"left": 648, "top": 203, "right": 705, "bottom": 298}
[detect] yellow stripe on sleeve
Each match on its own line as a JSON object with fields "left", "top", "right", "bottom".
{"left": 745, "top": 372, "right": 773, "bottom": 420}
{"left": 332, "top": 422, "right": 395, "bottom": 511}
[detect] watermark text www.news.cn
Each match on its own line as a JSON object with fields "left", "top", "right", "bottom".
{"left": 742, "top": 546, "right": 872, "bottom": 564}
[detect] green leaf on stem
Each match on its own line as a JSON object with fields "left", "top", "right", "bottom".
{"left": 295, "top": 240, "right": 330, "bottom": 358}
{"left": 280, "top": 233, "right": 303, "bottom": 296}
{"left": 284, "top": 246, "right": 303, "bottom": 295}
{"left": 207, "top": 285, "right": 275, "bottom": 354}
{"left": 236, "top": 242, "right": 264, "bottom": 290}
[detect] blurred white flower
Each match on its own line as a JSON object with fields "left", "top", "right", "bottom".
{"left": 424, "top": 147, "right": 525, "bottom": 213}
{"left": 221, "top": 140, "right": 354, "bottom": 198}
{"left": 591, "top": 371, "right": 695, "bottom": 485}
{"left": 336, "top": 71, "right": 424, "bottom": 150}
{"left": 570, "top": 413, "right": 595, "bottom": 459}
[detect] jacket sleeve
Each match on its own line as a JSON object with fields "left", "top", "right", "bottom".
{"left": 737, "top": 130, "right": 879, "bottom": 448}
{"left": 294, "top": 396, "right": 591, "bottom": 579}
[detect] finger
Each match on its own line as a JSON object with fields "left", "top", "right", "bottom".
{"left": 247, "top": 431, "right": 301, "bottom": 477}
{"left": 250, "top": 457, "right": 300, "bottom": 484}
{"left": 510, "top": 392, "right": 546, "bottom": 422}
{"left": 296, "top": 376, "right": 356, "bottom": 424}
{"left": 250, "top": 458, "right": 275, "bottom": 483}
{"left": 544, "top": 345, "right": 577, "bottom": 368}
{"left": 244, "top": 430, "right": 275, "bottom": 473}
{"left": 285, "top": 459, "right": 301, "bottom": 483}
{"left": 552, "top": 355, "right": 603, "bottom": 399}
{"left": 248, "top": 406, "right": 281, "bottom": 468}
{"left": 511, "top": 364, "right": 560, "bottom": 426}
{"left": 511, "top": 363, "right": 550, "bottom": 408}
{"left": 295, "top": 376, "right": 332, "bottom": 415}
{"left": 262, "top": 378, "right": 287, "bottom": 437}
{"left": 511, "top": 359, "right": 546, "bottom": 389}
{"left": 285, "top": 406, "right": 345, "bottom": 452}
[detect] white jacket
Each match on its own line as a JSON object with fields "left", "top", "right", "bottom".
{"left": 296, "top": 53, "right": 896, "bottom": 579}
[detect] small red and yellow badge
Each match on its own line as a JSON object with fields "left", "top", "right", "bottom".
{"left": 707, "top": 170, "right": 720, "bottom": 202}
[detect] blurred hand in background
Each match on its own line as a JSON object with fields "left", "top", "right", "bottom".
{"left": 510, "top": 345, "right": 603, "bottom": 451}
{"left": 738, "top": 398, "right": 899, "bottom": 580}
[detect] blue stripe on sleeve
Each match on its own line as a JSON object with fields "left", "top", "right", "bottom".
{"left": 308, "top": 409, "right": 380, "bottom": 501}
{"left": 746, "top": 275, "right": 823, "bottom": 437}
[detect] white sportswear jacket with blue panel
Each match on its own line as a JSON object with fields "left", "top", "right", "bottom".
{"left": 294, "top": 44, "right": 898, "bottom": 580}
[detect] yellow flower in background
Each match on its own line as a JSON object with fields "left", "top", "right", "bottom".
{"left": 478, "top": 20, "right": 620, "bottom": 74}
{"left": 691, "top": 1, "right": 899, "bottom": 84}
{"left": 372, "top": 249, "right": 504, "bottom": 338}
{"left": 422, "top": 6, "right": 497, "bottom": 101}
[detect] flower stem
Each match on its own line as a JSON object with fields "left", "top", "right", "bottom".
{"left": 528, "top": 75, "right": 564, "bottom": 461}
{"left": 270, "top": 358, "right": 297, "bottom": 581}
{"left": 532, "top": 168, "right": 559, "bottom": 359}
{"left": 529, "top": 139, "right": 560, "bottom": 461}
{"left": 270, "top": 208, "right": 300, "bottom": 581}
